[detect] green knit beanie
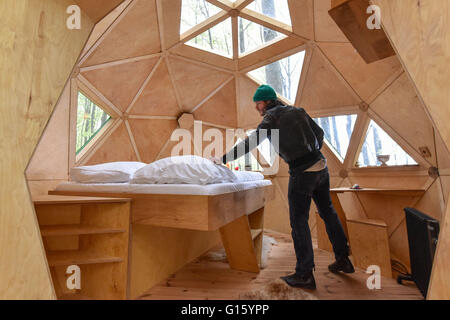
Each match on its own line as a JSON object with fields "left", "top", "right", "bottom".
{"left": 253, "top": 84, "right": 277, "bottom": 102}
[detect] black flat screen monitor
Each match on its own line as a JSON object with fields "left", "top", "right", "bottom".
{"left": 404, "top": 207, "right": 440, "bottom": 298}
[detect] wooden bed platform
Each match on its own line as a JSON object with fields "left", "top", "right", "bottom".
{"left": 49, "top": 185, "right": 273, "bottom": 279}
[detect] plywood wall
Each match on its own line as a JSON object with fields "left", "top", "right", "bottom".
{"left": 23, "top": 0, "right": 450, "bottom": 299}
{"left": 371, "top": 0, "right": 450, "bottom": 299}
{"left": 0, "top": 0, "right": 94, "bottom": 299}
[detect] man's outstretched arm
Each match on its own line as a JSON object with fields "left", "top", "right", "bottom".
{"left": 221, "top": 113, "right": 274, "bottom": 164}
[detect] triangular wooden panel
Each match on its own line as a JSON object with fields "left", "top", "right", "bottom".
{"left": 435, "top": 130, "right": 450, "bottom": 170}
{"left": 313, "top": 0, "right": 349, "bottom": 42}
{"left": 157, "top": 131, "right": 196, "bottom": 160}
{"left": 370, "top": 73, "right": 437, "bottom": 166}
{"left": 74, "top": 0, "right": 126, "bottom": 23}
{"left": 82, "top": 57, "right": 159, "bottom": 112}
{"left": 265, "top": 179, "right": 291, "bottom": 234}
{"left": 129, "top": 119, "right": 178, "bottom": 163}
{"left": 321, "top": 144, "right": 343, "bottom": 174}
{"left": 193, "top": 81, "right": 237, "bottom": 128}
{"left": 168, "top": 56, "right": 231, "bottom": 112}
{"left": 237, "top": 75, "right": 261, "bottom": 128}
{"left": 388, "top": 220, "right": 411, "bottom": 271}
{"left": 319, "top": 42, "right": 402, "bottom": 102}
{"left": 82, "top": 0, "right": 161, "bottom": 66}
{"left": 86, "top": 122, "right": 137, "bottom": 165}
{"left": 300, "top": 49, "right": 360, "bottom": 111}
{"left": 276, "top": 157, "right": 290, "bottom": 177}
{"left": 198, "top": 124, "right": 228, "bottom": 156}
{"left": 441, "top": 176, "right": 450, "bottom": 207}
{"left": 415, "top": 180, "right": 445, "bottom": 221}
{"left": 159, "top": 0, "right": 181, "bottom": 50}
{"left": 82, "top": 0, "right": 132, "bottom": 57}
{"left": 131, "top": 60, "right": 180, "bottom": 117}
{"left": 356, "top": 193, "right": 420, "bottom": 235}
{"left": 288, "top": 0, "right": 314, "bottom": 39}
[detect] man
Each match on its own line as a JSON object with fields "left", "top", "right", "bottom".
{"left": 211, "top": 84, "right": 354, "bottom": 290}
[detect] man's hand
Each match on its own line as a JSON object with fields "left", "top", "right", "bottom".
{"left": 209, "top": 157, "right": 222, "bottom": 165}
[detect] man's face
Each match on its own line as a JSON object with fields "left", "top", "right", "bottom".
{"left": 255, "top": 101, "right": 267, "bottom": 116}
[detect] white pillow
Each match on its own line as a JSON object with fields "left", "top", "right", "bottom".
{"left": 233, "top": 171, "right": 264, "bottom": 182}
{"left": 131, "top": 155, "right": 237, "bottom": 185}
{"left": 70, "top": 161, "right": 147, "bottom": 183}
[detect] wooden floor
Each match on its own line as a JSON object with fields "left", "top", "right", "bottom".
{"left": 137, "top": 232, "right": 423, "bottom": 300}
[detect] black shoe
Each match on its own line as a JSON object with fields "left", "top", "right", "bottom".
{"left": 328, "top": 257, "right": 355, "bottom": 273}
{"left": 280, "top": 272, "right": 316, "bottom": 290}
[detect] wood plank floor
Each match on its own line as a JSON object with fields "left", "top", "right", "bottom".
{"left": 137, "top": 232, "right": 423, "bottom": 300}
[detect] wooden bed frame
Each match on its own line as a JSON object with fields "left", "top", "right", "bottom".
{"left": 49, "top": 185, "right": 273, "bottom": 274}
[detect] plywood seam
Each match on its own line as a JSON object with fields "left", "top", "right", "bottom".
{"left": 124, "top": 119, "right": 142, "bottom": 162}
{"left": 168, "top": 52, "right": 235, "bottom": 74}
{"left": 190, "top": 76, "right": 235, "bottom": 114}
{"left": 295, "top": 44, "right": 314, "bottom": 107}
{"left": 366, "top": 69, "right": 404, "bottom": 105}
{"left": 316, "top": 45, "right": 363, "bottom": 103}
{"left": 77, "top": 74, "right": 123, "bottom": 117}
{"left": 126, "top": 57, "right": 163, "bottom": 114}
{"left": 155, "top": 131, "right": 175, "bottom": 160}
{"left": 239, "top": 42, "right": 307, "bottom": 74}
{"left": 79, "top": 0, "right": 137, "bottom": 66}
{"left": 164, "top": 55, "right": 184, "bottom": 113}
{"left": 388, "top": 182, "right": 436, "bottom": 238}
{"left": 179, "top": 11, "right": 230, "bottom": 45}
{"left": 343, "top": 111, "right": 369, "bottom": 170}
{"left": 129, "top": 115, "right": 178, "bottom": 120}
{"left": 155, "top": 0, "right": 166, "bottom": 50}
{"left": 367, "top": 108, "right": 432, "bottom": 168}
{"left": 77, "top": 119, "right": 123, "bottom": 166}
{"left": 80, "top": 53, "right": 162, "bottom": 73}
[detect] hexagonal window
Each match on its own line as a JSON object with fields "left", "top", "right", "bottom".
{"left": 76, "top": 91, "right": 111, "bottom": 155}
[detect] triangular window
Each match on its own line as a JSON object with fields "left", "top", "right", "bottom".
{"left": 76, "top": 91, "right": 111, "bottom": 154}
{"left": 238, "top": 17, "right": 286, "bottom": 56}
{"left": 245, "top": 0, "right": 292, "bottom": 26}
{"left": 248, "top": 51, "right": 305, "bottom": 103}
{"left": 180, "top": 0, "right": 222, "bottom": 35}
{"left": 356, "top": 120, "right": 418, "bottom": 167}
{"left": 313, "top": 114, "right": 357, "bottom": 162}
{"left": 186, "top": 18, "right": 233, "bottom": 58}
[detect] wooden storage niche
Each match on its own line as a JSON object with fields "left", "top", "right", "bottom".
{"left": 34, "top": 196, "right": 131, "bottom": 300}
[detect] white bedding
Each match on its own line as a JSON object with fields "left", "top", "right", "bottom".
{"left": 55, "top": 179, "right": 272, "bottom": 196}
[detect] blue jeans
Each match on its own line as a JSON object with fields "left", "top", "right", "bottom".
{"left": 288, "top": 166, "right": 349, "bottom": 275}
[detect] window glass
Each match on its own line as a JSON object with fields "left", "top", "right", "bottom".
{"left": 180, "top": 0, "right": 222, "bottom": 34}
{"left": 238, "top": 17, "right": 286, "bottom": 56}
{"left": 186, "top": 18, "right": 233, "bottom": 58}
{"left": 225, "top": 137, "right": 263, "bottom": 171}
{"left": 357, "top": 120, "right": 418, "bottom": 167}
{"left": 76, "top": 91, "right": 111, "bottom": 154}
{"left": 313, "top": 114, "right": 357, "bottom": 162}
{"left": 245, "top": 0, "right": 292, "bottom": 26}
{"left": 248, "top": 51, "right": 305, "bottom": 103}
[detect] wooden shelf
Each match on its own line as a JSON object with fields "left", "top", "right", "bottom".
{"left": 40, "top": 224, "right": 126, "bottom": 237}
{"left": 251, "top": 229, "right": 263, "bottom": 240}
{"left": 47, "top": 250, "right": 123, "bottom": 267}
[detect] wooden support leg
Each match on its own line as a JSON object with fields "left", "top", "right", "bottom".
{"left": 219, "top": 215, "right": 260, "bottom": 273}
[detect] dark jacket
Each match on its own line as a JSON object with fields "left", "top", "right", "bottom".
{"left": 222, "top": 102, "right": 325, "bottom": 172}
